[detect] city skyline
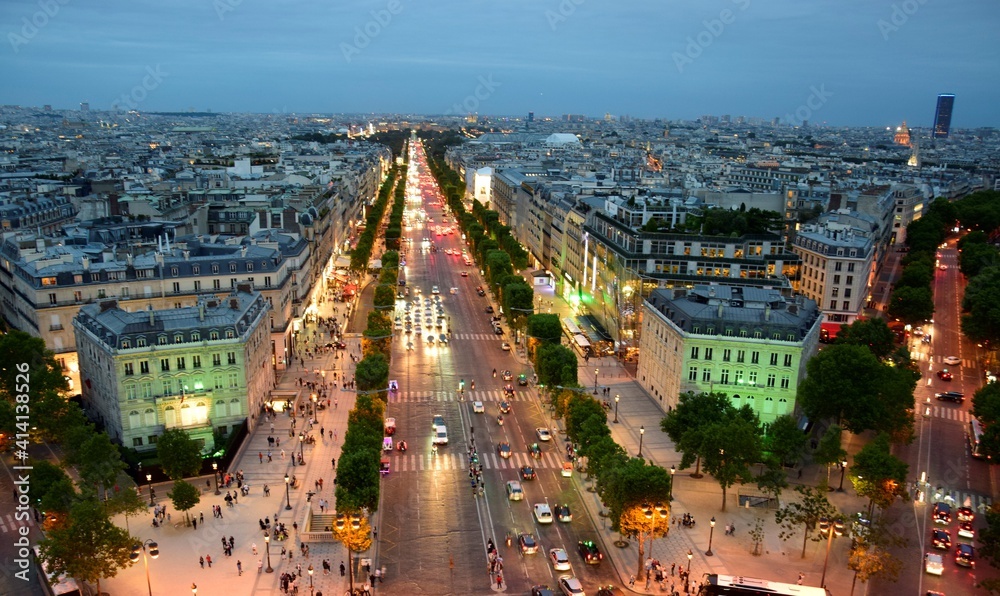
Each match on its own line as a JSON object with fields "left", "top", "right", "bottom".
{"left": 2, "top": 0, "right": 999, "bottom": 127}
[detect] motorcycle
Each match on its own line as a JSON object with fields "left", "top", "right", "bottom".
{"left": 471, "top": 380, "right": 475, "bottom": 390}
{"left": 396, "top": 441, "right": 407, "bottom": 453}
{"left": 497, "top": 415, "right": 504, "bottom": 427}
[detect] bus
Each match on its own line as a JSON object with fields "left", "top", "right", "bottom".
{"left": 970, "top": 418, "right": 987, "bottom": 459}
{"left": 699, "top": 574, "right": 829, "bottom": 596}
{"left": 33, "top": 547, "right": 84, "bottom": 596}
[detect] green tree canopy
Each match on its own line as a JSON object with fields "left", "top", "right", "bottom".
{"left": 962, "top": 265, "right": 1000, "bottom": 345}
{"left": 775, "top": 485, "right": 839, "bottom": 558}
{"left": 764, "top": 414, "right": 808, "bottom": 466}
{"left": 599, "top": 459, "right": 672, "bottom": 580}
{"left": 835, "top": 318, "right": 898, "bottom": 362}
{"left": 535, "top": 344, "right": 578, "bottom": 387}
{"left": 661, "top": 391, "right": 738, "bottom": 476}
{"left": 849, "top": 433, "right": 909, "bottom": 512}
{"left": 156, "top": 428, "right": 203, "bottom": 480}
{"left": 334, "top": 447, "right": 381, "bottom": 512}
{"left": 699, "top": 407, "right": 763, "bottom": 510}
{"left": 0, "top": 330, "right": 72, "bottom": 441}
{"left": 566, "top": 396, "right": 607, "bottom": 444}
{"left": 166, "top": 479, "right": 201, "bottom": 524}
{"left": 887, "top": 285, "right": 934, "bottom": 325}
{"left": 73, "top": 432, "right": 128, "bottom": 499}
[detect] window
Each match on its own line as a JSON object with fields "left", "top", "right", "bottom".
{"left": 73, "top": 290, "right": 82, "bottom": 302}
{"left": 229, "top": 263, "right": 237, "bottom": 273}
{"left": 227, "top": 352, "right": 237, "bottom": 365}
{"left": 264, "top": 276, "right": 272, "bottom": 287}
{"left": 158, "top": 336, "right": 167, "bottom": 346}
{"left": 126, "top": 384, "right": 138, "bottom": 400}
{"left": 193, "top": 265, "right": 200, "bottom": 275}
{"left": 160, "top": 358, "right": 170, "bottom": 372}
{"left": 770, "top": 353, "right": 778, "bottom": 366}
{"left": 174, "top": 334, "right": 184, "bottom": 344}
{"left": 737, "top": 350, "right": 745, "bottom": 363}
{"left": 191, "top": 332, "right": 200, "bottom": 341}
{"left": 751, "top": 351, "right": 759, "bottom": 364}
{"left": 194, "top": 280, "right": 201, "bottom": 291}
{"left": 720, "top": 369, "right": 730, "bottom": 384}
{"left": 140, "top": 360, "right": 150, "bottom": 374}
{"left": 172, "top": 282, "right": 180, "bottom": 293}
{"left": 137, "top": 337, "right": 147, "bottom": 348}
{"left": 704, "top": 348, "right": 713, "bottom": 361}
{"left": 724, "top": 328, "right": 733, "bottom": 337}
{"left": 122, "top": 286, "right": 130, "bottom": 297}
{"left": 735, "top": 371, "right": 744, "bottom": 385}
{"left": 171, "top": 267, "right": 179, "bottom": 276}
{"left": 247, "top": 262, "right": 253, "bottom": 272}
{"left": 122, "top": 339, "right": 131, "bottom": 349}
{"left": 739, "top": 329, "right": 747, "bottom": 337}
{"left": 163, "top": 379, "right": 174, "bottom": 396}
{"left": 723, "top": 349, "right": 731, "bottom": 362}
{"left": 767, "top": 373, "right": 776, "bottom": 388}
{"left": 702, "top": 369, "right": 712, "bottom": 383}
{"left": 176, "top": 357, "right": 186, "bottom": 370}
{"left": 833, "top": 275, "right": 841, "bottom": 284}
{"left": 213, "top": 279, "right": 221, "bottom": 290}
{"left": 226, "top": 329, "right": 235, "bottom": 339}
{"left": 846, "top": 276, "right": 854, "bottom": 285}
{"left": 212, "top": 264, "right": 219, "bottom": 274}
{"left": 132, "top": 437, "right": 144, "bottom": 447}
{"left": 210, "top": 331, "right": 220, "bottom": 340}
{"left": 784, "top": 354, "right": 793, "bottom": 367}
{"left": 213, "top": 374, "right": 224, "bottom": 390}
{"left": 832, "top": 287, "right": 839, "bottom": 297}
{"left": 847, "top": 262, "right": 855, "bottom": 272}
{"left": 843, "top": 301, "right": 850, "bottom": 310}
{"left": 124, "top": 362, "right": 134, "bottom": 376}
{"left": 748, "top": 371, "right": 757, "bottom": 385}
{"left": 844, "top": 288, "right": 852, "bottom": 298}
{"left": 192, "top": 355, "right": 201, "bottom": 368}
{"left": 690, "top": 346, "right": 700, "bottom": 359}
{"left": 834, "top": 262, "right": 842, "bottom": 271}
{"left": 148, "top": 434, "right": 158, "bottom": 445}
{"left": 688, "top": 366, "right": 698, "bottom": 382}
{"left": 228, "top": 372, "right": 239, "bottom": 388}
{"left": 141, "top": 382, "right": 152, "bottom": 398}
{"left": 48, "top": 293, "right": 57, "bottom": 305}
{"left": 780, "top": 376, "right": 790, "bottom": 389}
{"left": 212, "top": 354, "right": 221, "bottom": 366}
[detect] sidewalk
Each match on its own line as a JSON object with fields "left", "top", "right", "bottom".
{"left": 532, "top": 283, "right": 867, "bottom": 595}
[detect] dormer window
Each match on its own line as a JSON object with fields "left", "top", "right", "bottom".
{"left": 191, "top": 332, "right": 200, "bottom": 341}
{"left": 137, "top": 337, "right": 147, "bottom": 347}
{"left": 229, "top": 263, "right": 237, "bottom": 273}
{"left": 210, "top": 331, "right": 220, "bottom": 340}
{"left": 158, "top": 336, "right": 168, "bottom": 345}
{"left": 247, "top": 262, "right": 253, "bottom": 272}
{"left": 193, "top": 265, "right": 200, "bottom": 275}
{"left": 226, "top": 329, "right": 235, "bottom": 339}
{"left": 121, "top": 339, "right": 131, "bottom": 349}
{"left": 212, "top": 264, "right": 219, "bottom": 274}
{"left": 174, "top": 334, "right": 184, "bottom": 344}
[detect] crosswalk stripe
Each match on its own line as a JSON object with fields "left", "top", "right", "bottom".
{"left": 932, "top": 406, "right": 970, "bottom": 422}
{"left": 931, "top": 488, "right": 992, "bottom": 513}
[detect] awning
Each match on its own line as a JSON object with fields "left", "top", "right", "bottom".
{"left": 343, "top": 284, "right": 358, "bottom": 296}
{"left": 820, "top": 322, "right": 842, "bottom": 341}
{"left": 334, "top": 256, "right": 351, "bottom": 268}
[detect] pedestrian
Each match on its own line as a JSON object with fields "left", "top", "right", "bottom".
{"left": 192, "top": 518, "right": 197, "bottom": 530}
{"left": 252, "top": 543, "right": 258, "bottom": 555}
{"left": 372, "top": 526, "right": 377, "bottom": 539}
{"left": 332, "top": 457, "right": 336, "bottom": 468}
{"left": 264, "top": 484, "right": 270, "bottom": 497}
{"left": 200, "top": 556, "right": 205, "bottom": 568}
{"left": 671, "top": 562, "right": 676, "bottom": 576}
{"left": 629, "top": 574, "right": 636, "bottom": 588}
{"left": 237, "top": 560, "right": 242, "bottom": 576}
{"left": 320, "top": 426, "right": 325, "bottom": 438}
{"left": 340, "top": 561, "right": 346, "bottom": 577}
{"left": 199, "top": 512, "right": 204, "bottom": 524}
{"left": 259, "top": 452, "right": 263, "bottom": 463}
{"left": 797, "top": 573, "right": 804, "bottom": 585}
{"left": 206, "top": 555, "right": 212, "bottom": 568}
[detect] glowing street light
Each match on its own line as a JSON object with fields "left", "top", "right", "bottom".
{"left": 614, "top": 394, "right": 620, "bottom": 423}
{"left": 284, "top": 474, "right": 292, "bottom": 511}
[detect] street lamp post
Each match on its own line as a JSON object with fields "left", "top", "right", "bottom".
{"left": 638, "top": 426, "right": 645, "bottom": 458}
{"left": 264, "top": 534, "right": 273, "bottom": 573}
{"left": 837, "top": 459, "right": 848, "bottom": 492}
{"left": 706, "top": 517, "right": 716, "bottom": 556}
{"left": 130, "top": 540, "right": 159, "bottom": 596}
{"left": 613, "top": 394, "right": 620, "bottom": 423}
{"left": 212, "top": 462, "right": 220, "bottom": 496}
{"left": 284, "top": 474, "right": 292, "bottom": 510}
{"left": 669, "top": 465, "right": 676, "bottom": 501}
{"left": 311, "top": 394, "right": 318, "bottom": 418}
{"left": 299, "top": 432, "right": 305, "bottom": 461}
{"left": 593, "top": 368, "right": 599, "bottom": 394}
{"left": 146, "top": 474, "right": 154, "bottom": 506}
{"left": 308, "top": 564, "right": 314, "bottom": 595}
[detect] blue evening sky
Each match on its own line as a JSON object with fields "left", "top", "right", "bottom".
{"left": 1, "top": 0, "right": 997, "bottom": 127}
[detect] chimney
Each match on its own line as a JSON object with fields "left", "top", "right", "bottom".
{"left": 230, "top": 298, "right": 240, "bottom": 310}
{"left": 199, "top": 303, "right": 205, "bottom": 321}
{"left": 148, "top": 305, "right": 155, "bottom": 325}
{"left": 183, "top": 250, "right": 190, "bottom": 261}
{"left": 764, "top": 305, "right": 771, "bottom": 321}
{"left": 241, "top": 245, "right": 248, "bottom": 258}
{"left": 236, "top": 282, "right": 252, "bottom": 294}
{"left": 717, "top": 302, "right": 724, "bottom": 318}
{"left": 100, "top": 299, "right": 118, "bottom": 312}
{"left": 81, "top": 256, "right": 90, "bottom": 270}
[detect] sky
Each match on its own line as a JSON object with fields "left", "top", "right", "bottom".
{"left": 1, "top": 0, "right": 998, "bottom": 127}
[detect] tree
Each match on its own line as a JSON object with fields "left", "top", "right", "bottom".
{"left": 959, "top": 241, "right": 999, "bottom": 278}
{"left": 104, "top": 485, "right": 147, "bottom": 533}
{"left": 599, "top": 459, "right": 671, "bottom": 581}
{"left": 775, "top": 485, "right": 839, "bottom": 558}
{"left": 167, "top": 480, "right": 200, "bottom": 526}
{"left": 535, "top": 344, "right": 578, "bottom": 387}
{"left": 974, "top": 383, "right": 1000, "bottom": 460}
{"left": 582, "top": 435, "right": 626, "bottom": 482}
{"left": 835, "top": 318, "right": 898, "bottom": 362}
{"left": 0, "top": 330, "right": 71, "bottom": 441}
{"left": 699, "top": 408, "right": 763, "bottom": 511}
{"left": 566, "top": 396, "right": 607, "bottom": 444}
{"left": 334, "top": 448, "right": 381, "bottom": 512}
{"left": 73, "top": 432, "right": 127, "bottom": 500}
{"left": 962, "top": 265, "right": 1000, "bottom": 345}
{"left": 849, "top": 433, "right": 908, "bottom": 514}
{"left": 886, "top": 285, "right": 934, "bottom": 324}
{"left": 333, "top": 514, "right": 374, "bottom": 594}
{"left": 660, "top": 391, "right": 732, "bottom": 477}
{"left": 814, "top": 425, "right": 847, "bottom": 486}
{"left": 978, "top": 503, "right": 1000, "bottom": 567}
{"left": 764, "top": 415, "right": 808, "bottom": 466}
{"left": 38, "top": 499, "right": 134, "bottom": 596}
{"left": 526, "top": 314, "right": 562, "bottom": 357}
{"left": 355, "top": 353, "right": 390, "bottom": 401}
{"left": 156, "top": 428, "right": 203, "bottom": 480}
{"left": 848, "top": 542, "right": 903, "bottom": 594}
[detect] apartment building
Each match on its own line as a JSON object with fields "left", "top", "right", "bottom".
{"left": 73, "top": 289, "right": 274, "bottom": 452}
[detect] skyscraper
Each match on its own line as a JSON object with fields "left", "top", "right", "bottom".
{"left": 933, "top": 94, "right": 955, "bottom": 139}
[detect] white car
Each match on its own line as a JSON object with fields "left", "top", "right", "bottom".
{"left": 549, "top": 548, "right": 572, "bottom": 571}
{"left": 431, "top": 286, "right": 440, "bottom": 295}
{"left": 924, "top": 552, "right": 943, "bottom": 575}
{"left": 558, "top": 575, "right": 585, "bottom": 596}
{"left": 536, "top": 428, "right": 552, "bottom": 442}
{"left": 506, "top": 480, "right": 524, "bottom": 501}
{"left": 534, "top": 503, "right": 554, "bottom": 524}
{"left": 472, "top": 401, "right": 484, "bottom": 414}
{"left": 943, "top": 356, "right": 961, "bottom": 366}
{"left": 433, "top": 425, "right": 448, "bottom": 445}
{"left": 501, "top": 342, "right": 511, "bottom": 351}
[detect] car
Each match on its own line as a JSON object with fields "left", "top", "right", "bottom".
{"left": 531, "top": 587, "right": 556, "bottom": 596}
{"left": 518, "top": 533, "right": 538, "bottom": 554}
{"left": 924, "top": 552, "right": 944, "bottom": 575}
{"left": 931, "top": 529, "right": 951, "bottom": 550}
{"left": 957, "top": 506, "right": 975, "bottom": 522}
{"left": 433, "top": 425, "right": 448, "bottom": 445}
{"left": 332, "top": 341, "right": 347, "bottom": 350}
{"left": 431, "top": 286, "right": 440, "bottom": 295}
{"left": 536, "top": 428, "right": 553, "bottom": 442}
{"left": 955, "top": 543, "right": 976, "bottom": 567}
{"left": 534, "top": 503, "right": 554, "bottom": 524}
{"left": 501, "top": 342, "right": 511, "bottom": 351}
{"left": 521, "top": 466, "right": 536, "bottom": 480}
{"left": 936, "top": 391, "right": 965, "bottom": 403}
{"left": 578, "top": 540, "right": 603, "bottom": 564}
{"left": 529, "top": 443, "right": 542, "bottom": 459}
{"left": 432, "top": 414, "right": 445, "bottom": 428}
{"left": 549, "top": 548, "right": 572, "bottom": 571}
{"left": 426, "top": 335, "right": 435, "bottom": 344}
{"left": 497, "top": 442, "right": 512, "bottom": 459}
{"left": 504, "top": 384, "right": 515, "bottom": 394}
{"left": 502, "top": 370, "right": 514, "bottom": 381}
{"left": 939, "top": 264, "right": 948, "bottom": 270}
{"left": 933, "top": 502, "right": 952, "bottom": 524}
{"left": 558, "top": 576, "right": 585, "bottom": 596}
{"left": 518, "top": 374, "right": 529, "bottom": 386}
{"left": 499, "top": 401, "right": 511, "bottom": 414}
{"left": 958, "top": 521, "right": 976, "bottom": 539}
{"left": 506, "top": 480, "right": 524, "bottom": 501}
{"left": 922, "top": 334, "right": 932, "bottom": 344}
{"left": 944, "top": 356, "right": 962, "bottom": 366}
{"left": 485, "top": 305, "right": 494, "bottom": 313}
{"left": 461, "top": 271, "right": 469, "bottom": 277}
{"left": 555, "top": 504, "right": 573, "bottom": 522}
{"left": 937, "top": 369, "right": 953, "bottom": 381}
{"left": 439, "top": 333, "right": 448, "bottom": 344}
{"left": 595, "top": 587, "right": 617, "bottom": 596}
{"left": 472, "top": 401, "right": 484, "bottom": 414}
{"left": 494, "top": 326, "right": 504, "bottom": 335}
{"left": 477, "top": 288, "right": 486, "bottom": 297}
